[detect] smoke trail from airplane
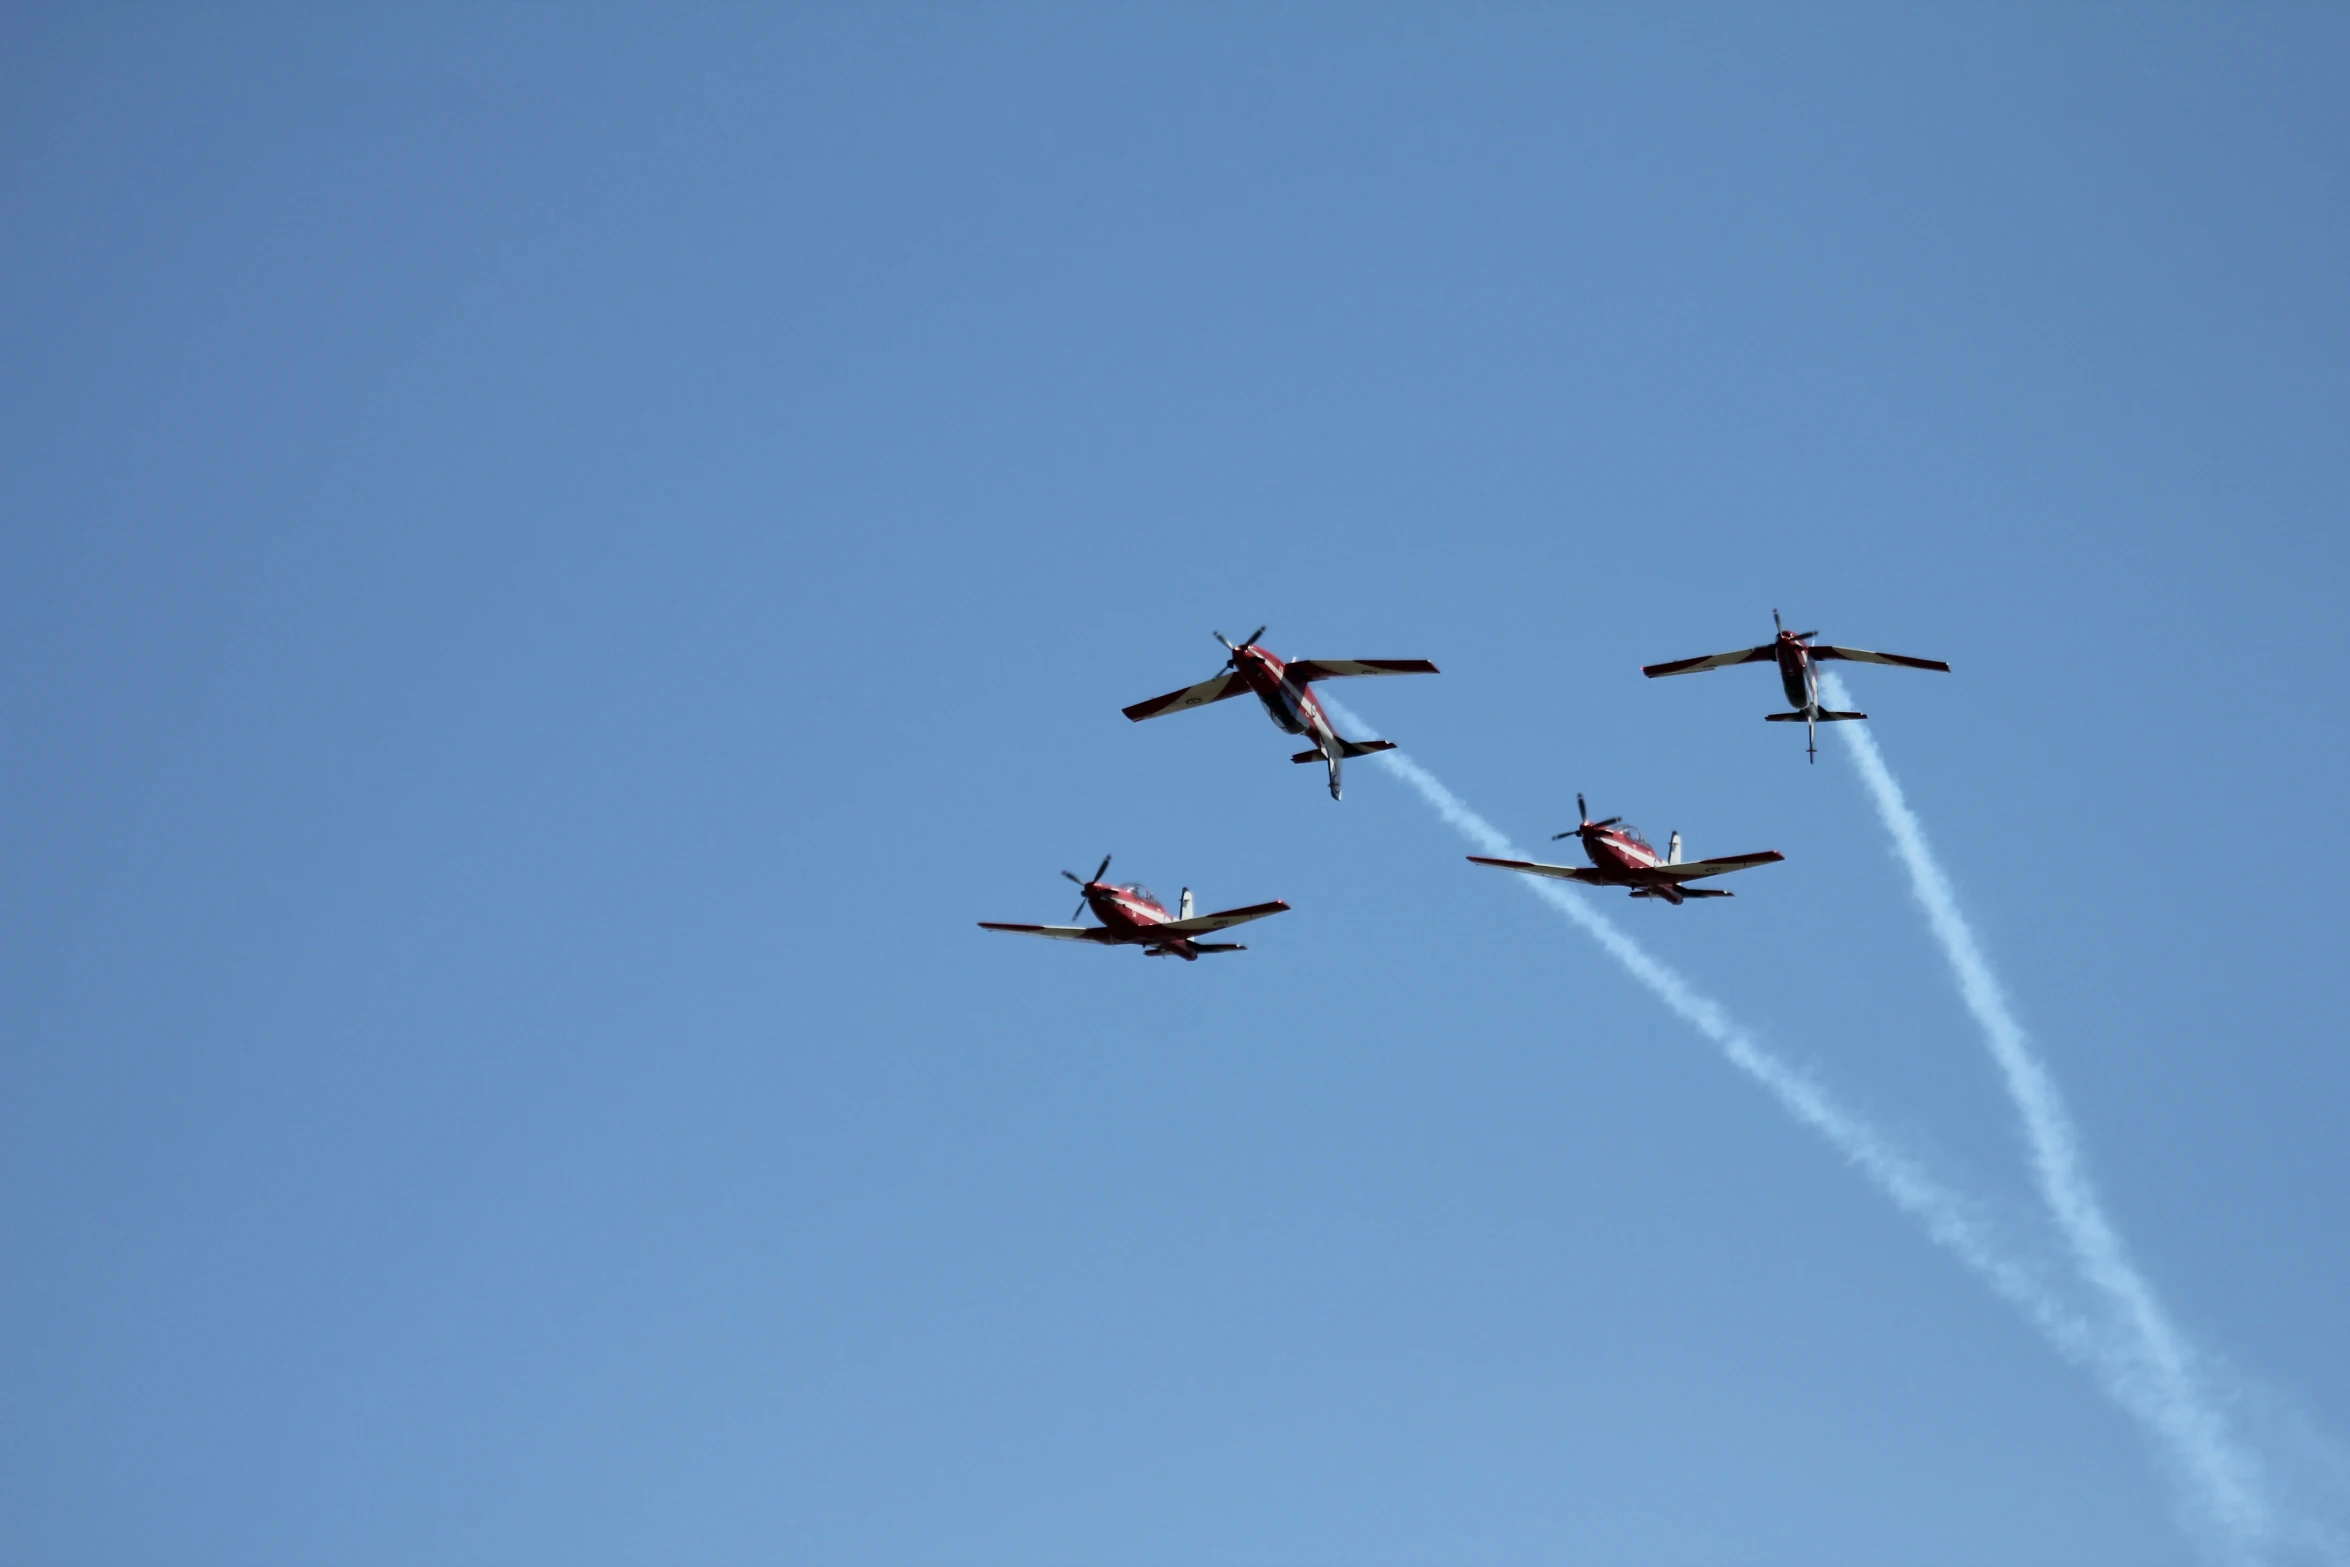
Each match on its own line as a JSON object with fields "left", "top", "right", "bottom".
{"left": 1821, "top": 673, "right": 2277, "bottom": 1561}
{"left": 1315, "top": 699, "right": 2102, "bottom": 1365}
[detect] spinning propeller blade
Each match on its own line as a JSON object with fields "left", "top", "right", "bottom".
{"left": 1061, "top": 854, "right": 1113, "bottom": 918}
{"left": 1215, "top": 626, "right": 1266, "bottom": 668}
{"left": 1554, "top": 792, "right": 1619, "bottom": 838}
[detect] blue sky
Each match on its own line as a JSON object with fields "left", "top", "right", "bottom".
{"left": 4, "top": 7, "right": 2346, "bottom": 1564}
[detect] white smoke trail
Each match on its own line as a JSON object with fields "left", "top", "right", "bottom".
{"left": 1317, "top": 699, "right": 2103, "bottom": 1370}
{"left": 1822, "top": 673, "right": 2279, "bottom": 1562}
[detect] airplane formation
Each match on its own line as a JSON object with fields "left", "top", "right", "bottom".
{"left": 981, "top": 613, "right": 1948, "bottom": 959}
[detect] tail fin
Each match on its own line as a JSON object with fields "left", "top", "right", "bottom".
{"left": 1289, "top": 742, "right": 1349, "bottom": 798}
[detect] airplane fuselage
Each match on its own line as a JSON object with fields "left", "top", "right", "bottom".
{"left": 1229, "top": 646, "right": 1338, "bottom": 753}
{"left": 1774, "top": 633, "right": 1817, "bottom": 711}
{"left": 1574, "top": 830, "right": 1697, "bottom": 905}
{"left": 1583, "top": 829, "right": 1664, "bottom": 878}
{"left": 1082, "top": 884, "right": 1204, "bottom": 960}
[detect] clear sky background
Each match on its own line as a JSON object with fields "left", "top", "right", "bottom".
{"left": 4, "top": 6, "right": 2347, "bottom": 1565}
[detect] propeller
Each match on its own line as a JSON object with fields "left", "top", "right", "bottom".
{"left": 1554, "top": 792, "right": 1621, "bottom": 839}
{"left": 1773, "top": 607, "right": 1817, "bottom": 640}
{"left": 1062, "top": 853, "right": 1112, "bottom": 919}
{"left": 1213, "top": 626, "right": 1268, "bottom": 667}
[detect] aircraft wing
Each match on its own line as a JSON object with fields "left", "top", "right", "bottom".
{"left": 1655, "top": 850, "right": 1785, "bottom": 881}
{"left": 1465, "top": 856, "right": 1608, "bottom": 883}
{"left": 1809, "top": 645, "right": 1952, "bottom": 673}
{"left": 1642, "top": 645, "right": 1776, "bottom": 678}
{"left": 977, "top": 923, "right": 1121, "bottom": 942}
{"left": 1283, "top": 658, "right": 1440, "bottom": 683}
{"left": 1156, "top": 899, "right": 1292, "bottom": 936}
{"left": 1123, "top": 671, "right": 1249, "bottom": 722}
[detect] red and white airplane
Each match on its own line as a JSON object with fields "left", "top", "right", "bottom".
{"left": 1643, "top": 610, "right": 1951, "bottom": 761}
{"left": 1467, "top": 794, "right": 1784, "bottom": 904}
{"left": 979, "top": 854, "right": 1291, "bottom": 961}
{"left": 1122, "top": 627, "right": 1439, "bottom": 799}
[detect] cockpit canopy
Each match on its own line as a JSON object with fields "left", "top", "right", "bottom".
{"left": 1109, "top": 881, "right": 1159, "bottom": 905}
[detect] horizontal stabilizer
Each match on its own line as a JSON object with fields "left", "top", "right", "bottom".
{"left": 1765, "top": 709, "right": 1868, "bottom": 722}
{"left": 1675, "top": 887, "right": 1734, "bottom": 898}
{"left": 1818, "top": 710, "right": 1866, "bottom": 721}
{"left": 1190, "top": 942, "right": 1246, "bottom": 953}
{"left": 1291, "top": 736, "right": 1395, "bottom": 760}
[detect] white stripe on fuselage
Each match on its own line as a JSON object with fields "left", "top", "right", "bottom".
{"left": 1293, "top": 685, "right": 1333, "bottom": 751}
{"left": 1095, "top": 891, "right": 1165, "bottom": 930}
{"left": 1593, "top": 833, "right": 1660, "bottom": 872}
{"left": 1246, "top": 651, "right": 1334, "bottom": 754}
